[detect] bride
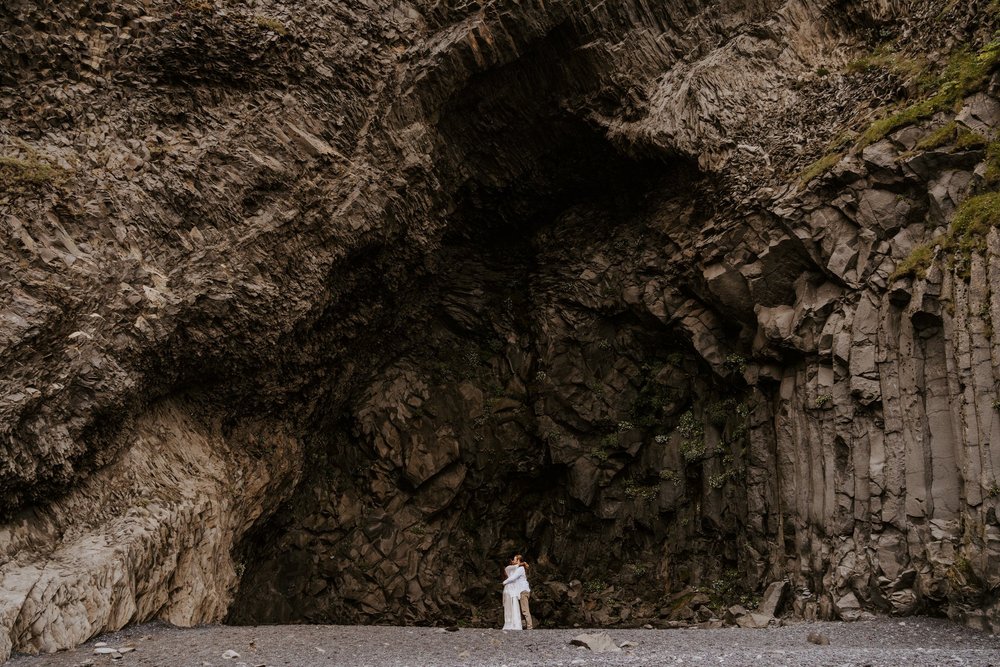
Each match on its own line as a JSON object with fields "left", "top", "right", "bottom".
{"left": 501, "top": 556, "right": 526, "bottom": 630}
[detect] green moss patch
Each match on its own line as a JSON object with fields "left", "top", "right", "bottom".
{"left": 984, "top": 141, "right": 1000, "bottom": 186}
{"left": 889, "top": 241, "right": 935, "bottom": 281}
{"left": 947, "top": 191, "right": 1000, "bottom": 259}
{"left": 859, "top": 39, "right": 1000, "bottom": 148}
{"left": 845, "top": 49, "right": 929, "bottom": 79}
{"left": 892, "top": 192, "right": 1000, "bottom": 282}
{"left": 254, "top": 16, "right": 288, "bottom": 35}
{"left": 0, "top": 156, "right": 63, "bottom": 191}
{"left": 798, "top": 152, "right": 844, "bottom": 185}
{"left": 914, "top": 121, "right": 988, "bottom": 151}
{"left": 678, "top": 411, "right": 705, "bottom": 462}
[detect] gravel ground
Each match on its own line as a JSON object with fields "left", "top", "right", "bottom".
{"left": 8, "top": 618, "right": 1000, "bottom": 667}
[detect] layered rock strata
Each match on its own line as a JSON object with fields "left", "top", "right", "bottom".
{"left": 2, "top": 0, "right": 1000, "bottom": 660}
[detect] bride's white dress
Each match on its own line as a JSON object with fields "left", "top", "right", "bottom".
{"left": 502, "top": 565, "right": 523, "bottom": 630}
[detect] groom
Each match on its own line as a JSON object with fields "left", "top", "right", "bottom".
{"left": 512, "top": 554, "right": 533, "bottom": 630}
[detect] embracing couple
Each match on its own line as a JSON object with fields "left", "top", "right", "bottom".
{"left": 501, "top": 554, "right": 533, "bottom": 630}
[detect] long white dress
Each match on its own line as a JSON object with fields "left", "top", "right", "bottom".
{"left": 502, "top": 565, "right": 524, "bottom": 630}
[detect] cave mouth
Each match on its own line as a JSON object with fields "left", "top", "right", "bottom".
{"left": 225, "top": 28, "right": 751, "bottom": 629}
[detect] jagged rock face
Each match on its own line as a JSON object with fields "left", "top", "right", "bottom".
{"left": 2, "top": 0, "right": 1000, "bottom": 659}
{"left": 0, "top": 401, "right": 302, "bottom": 660}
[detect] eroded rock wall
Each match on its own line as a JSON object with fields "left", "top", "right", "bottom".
{"left": 2, "top": 0, "right": 1000, "bottom": 659}
{"left": 0, "top": 400, "right": 301, "bottom": 659}
{"left": 757, "top": 101, "right": 1000, "bottom": 631}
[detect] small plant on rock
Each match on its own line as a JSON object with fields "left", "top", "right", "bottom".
{"left": 815, "top": 394, "right": 833, "bottom": 408}
{"left": 707, "top": 472, "right": 729, "bottom": 489}
{"left": 596, "top": 433, "right": 618, "bottom": 452}
{"left": 624, "top": 478, "right": 659, "bottom": 501}
{"left": 0, "top": 156, "right": 64, "bottom": 192}
{"left": 706, "top": 400, "right": 731, "bottom": 427}
{"left": 706, "top": 568, "right": 759, "bottom": 612}
{"left": 890, "top": 242, "right": 934, "bottom": 281}
{"left": 254, "top": 15, "right": 288, "bottom": 35}
{"left": 659, "top": 469, "right": 681, "bottom": 483}
{"left": 678, "top": 411, "right": 705, "bottom": 462}
{"left": 708, "top": 455, "right": 740, "bottom": 489}
{"left": 723, "top": 353, "right": 748, "bottom": 375}
{"left": 628, "top": 562, "right": 649, "bottom": 577}
{"left": 590, "top": 446, "right": 610, "bottom": 463}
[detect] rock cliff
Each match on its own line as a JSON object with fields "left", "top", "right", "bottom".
{"left": 2, "top": 0, "right": 1000, "bottom": 659}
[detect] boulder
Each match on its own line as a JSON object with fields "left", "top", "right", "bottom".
{"left": 570, "top": 633, "right": 622, "bottom": 653}
{"left": 725, "top": 604, "right": 748, "bottom": 624}
{"left": 834, "top": 592, "right": 862, "bottom": 622}
{"left": 806, "top": 631, "right": 830, "bottom": 645}
{"left": 957, "top": 92, "right": 1000, "bottom": 138}
{"left": 889, "top": 588, "right": 919, "bottom": 615}
{"left": 758, "top": 581, "right": 789, "bottom": 617}
{"left": 735, "top": 612, "right": 773, "bottom": 629}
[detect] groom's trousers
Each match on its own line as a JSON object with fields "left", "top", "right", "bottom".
{"left": 519, "top": 592, "right": 533, "bottom": 630}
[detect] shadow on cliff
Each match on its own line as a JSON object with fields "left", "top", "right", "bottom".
{"left": 225, "top": 21, "right": 753, "bottom": 627}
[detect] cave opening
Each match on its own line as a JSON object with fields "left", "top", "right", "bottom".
{"left": 226, "top": 25, "right": 755, "bottom": 629}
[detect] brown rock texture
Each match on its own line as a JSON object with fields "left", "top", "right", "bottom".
{"left": 2, "top": 0, "right": 1000, "bottom": 659}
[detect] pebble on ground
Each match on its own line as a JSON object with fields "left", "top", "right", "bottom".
{"left": 6, "top": 617, "right": 1000, "bottom": 667}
